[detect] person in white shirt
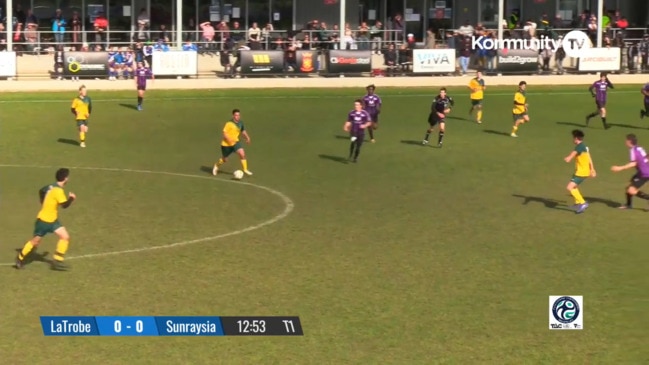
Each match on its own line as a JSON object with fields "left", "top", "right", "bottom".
{"left": 248, "top": 22, "right": 261, "bottom": 50}
{"left": 458, "top": 20, "right": 474, "bottom": 37}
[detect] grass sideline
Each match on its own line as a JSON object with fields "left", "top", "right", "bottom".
{"left": 0, "top": 85, "right": 647, "bottom": 364}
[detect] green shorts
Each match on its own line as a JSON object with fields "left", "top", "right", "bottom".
{"left": 570, "top": 175, "right": 588, "bottom": 185}
{"left": 513, "top": 113, "right": 527, "bottom": 122}
{"left": 76, "top": 120, "right": 88, "bottom": 127}
{"left": 33, "top": 219, "right": 62, "bottom": 237}
{"left": 221, "top": 142, "right": 243, "bottom": 158}
{"left": 471, "top": 99, "right": 483, "bottom": 106}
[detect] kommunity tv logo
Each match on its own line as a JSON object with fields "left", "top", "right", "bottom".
{"left": 471, "top": 30, "right": 591, "bottom": 58}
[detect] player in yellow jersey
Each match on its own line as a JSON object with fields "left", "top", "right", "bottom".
{"left": 564, "top": 130, "right": 596, "bottom": 214}
{"left": 510, "top": 81, "right": 529, "bottom": 137}
{"left": 15, "top": 168, "right": 76, "bottom": 270}
{"left": 468, "top": 70, "right": 486, "bottom": 124}
{"left": 212, "top": 109, "right": 253, "bottom": 176}
{"left": 71, "top": 85, "right": 92, "bottom": 148}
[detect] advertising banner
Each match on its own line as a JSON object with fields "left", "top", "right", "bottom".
{"left": 0, "top": 51, "right": 17, "bottom": 77}
{"left": 496, "top": 49, "right": 539, "bottom": 73}
{"left": 239, "top": 50, "right": 285, "bottom": 74}
{"left": 326, "top": 50, "right": 372, "bottom": 74}
{"left": 152, "top": 51, "right": 198, "bottom": 75}
{"left": 578, "top": 47, "right": 621, "bottom": 71}
{"left": 63, "top": 51, "right": 108, "bottom": 78}
{"left": 295, "top": 50, "right": 318, "bottom": 73}
{"left": 412, "top": 49, "right": 455, "bottom": 73}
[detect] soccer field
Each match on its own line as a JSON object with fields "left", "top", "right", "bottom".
{"left": 1, "top": 85, "right": 648, "bottom": 364}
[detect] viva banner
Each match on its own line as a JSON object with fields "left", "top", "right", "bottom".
{"left": 64, "top": 52, "right": 109, "bottom": 78}
{"left": 152, "top": 51, "right": 198, "bottom": 76}
{"left": 412, "top": 49, "right": 455, "bottom": 73}
{"left": 326, "top": 50, "right": 372, "bottom": 74}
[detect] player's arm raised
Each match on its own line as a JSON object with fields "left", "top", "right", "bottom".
{"left": 564, "top": 151, "right": 577, "bottom": 163}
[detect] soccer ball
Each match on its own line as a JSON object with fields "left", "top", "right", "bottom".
{"left": 233, "top": 170, "right": 244, "bottom": 180}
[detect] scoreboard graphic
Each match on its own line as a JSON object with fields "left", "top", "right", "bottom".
{"left": 41, "top": 316, "right": 303, "bottom": 336}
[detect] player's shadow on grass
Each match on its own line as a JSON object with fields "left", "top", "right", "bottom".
{"left": 57, "top": 138, "right": 79, "bottom": 146}
{"left": 318, "top": 154, "right": 348, "bottom": 164}
{"left": 583, "top": 196, "right": 621, "bottom": 208}
{"left": 556, "top": 121, "right": 586, "bottom": 127}
{"left": 511, "top": 194, "right": 573, "bottom": 211}
{"left": 119, "top": 103, "right": 138, "bottom": 110}
{"left": 608, "top": 123, "right": 646, "bottom": 130}
{"left": 13, "top": 248, "right": 49, "bottom": 267}
{"left": 199, "top": 166, "right": 231, "bottom": 175}
{"left": 334, "top": 135, "right": 350, "bottom": 140}
{"left": 483, "top": 129, "right": 510, "bottom": 137}
{"left": 446, "top": 116, "right": 471, "bottom": 122}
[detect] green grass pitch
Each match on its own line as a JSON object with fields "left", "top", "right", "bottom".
{"left": 1, "top": 85, "right": 648, "bottom": 364}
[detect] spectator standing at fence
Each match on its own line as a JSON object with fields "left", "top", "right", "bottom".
{"left": 53, "top": 46, "right": 65, "bottom": 80}
{"left": 94, "top": 12, "right": 108, "bottom": 46}
{"left": 248, "top": 22, "right": 261, "bottom": 50}
{"left": 52, "top": 9, "right": 66, "bottom": 44}
{"left": 458, "top": 36, "right": 471, "bottom": 76}
{"left": 641, "top": 36, "right": 649, "bottom": 73}
{"left": 458, "top": 20, "right": 474, "bottom": 37}
{"left": 231, "top": 22, "right": 244, "bottom": 43}
{"left": 217, "top": 21, "right": 230, "bottom": 51}
{"left": 370, "top": 21, "right": 383, "bottom": 54}
{"left": 627, "top": 42, "right": 638, "bottom": 73}
{"left": 262, "top": 23, "right": 273, "bottom": 50}
{"left": 201, "top": 22, "right": 216, "bottom": 52}
{"left": 555, "top": 39, "right": 566, "bottom": 74}
{"left": 137, "top": 8, "right": 150, "bottom": 41}
{"left": 0, "top": 23, "right": 6, "bottom": 51}
{"left": 357, "top": 22, "right": 370, "bottom": 50}
{"left": 24, "top": 22, "right": 38, "bottom": 52}
{"left": 392, "top": 14, "right": 403, "bottom": 42}
{"left": 383, "top": 43, "right": 397, "bottom": 76}
{"left": 330, "top": 25, "right": 340, "bottom": 50}
{"left": 587, "top": 16, "right": 597, "bottom": 44}
{"left": 69, "top": 12, "right": 82, "bottom": 46}
{"left": 343, "top": 29, "right": 355, "bottom": 50}
{"left": 508, "top": 9, "right": 519, "bottom": 30}
{"left": 425, "top": 29, "right": 435, "bottom": 49}
{"left": 13, "top": 23, "right": 23, "bottom": 53}
{"left": 285, "top": 39, "right": 299, "bottom": 73}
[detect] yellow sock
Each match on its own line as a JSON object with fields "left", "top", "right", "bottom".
{"left": 570, "top": 189, "right": 586, "bottom": 204}
{"left": 53, "top": 239, "right": 69, "bottom": 262}
{"left": 79, "top": 131, "right": 86, "bottom": 142}
{"left": 216, "top": 158, "right": 225, "bottom": 166}
{"left": 477, "top": 110, "right": 483, "bottom": 121}
{"left": 511, "top": 125, "right": 519, "bottom": 133}
{"left": 241, "top": 159, "right": 248, "bottom": 171}
{"left": 18, "top": 241, "right": 34, "bottom": 261}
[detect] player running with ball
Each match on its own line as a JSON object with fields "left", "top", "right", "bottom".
{"left": 212, "top": 109, "right": 253, "bottom": 176}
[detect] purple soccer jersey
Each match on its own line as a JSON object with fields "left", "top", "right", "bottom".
{"left": 591, "top": 80, "right": 612, "bottom": 103}
{"left": 362, "top": 94, "right": 382, "bottom": 116}
{"left": 643, "top": 83, "right": 649, "bottom": 104}
{"left": 347, "top": 110, "right": 372, "bottom": 137}
{"left": 630, "top": 146, "right": 649, "bottom": 177}
{"left": 135, "top": 67, "right": 152, "bottom": 88}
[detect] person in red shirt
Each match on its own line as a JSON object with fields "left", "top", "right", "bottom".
{"left": 94, "top": 12, "right": 108, "bottom": 44}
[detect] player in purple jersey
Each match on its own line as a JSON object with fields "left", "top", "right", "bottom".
{"left": 134, "top": 62, "right": 154, "bottom": 111}
{"left": 640, "top": 83, "right": 649, "bottom": 119}
{"left": 611, "top": 134, "right": 649, "bottom": 209}
{"left": 586, "top": 73, "right": 613, "bottom": 129}
{"left": 343, "top": 100, "right": 373, "bottom": 163}
{"left": 362, "top": 84, "right": 382, "bottom": 143}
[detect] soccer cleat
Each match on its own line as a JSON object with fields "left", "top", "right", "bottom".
{"left": 14, "top": 256, "right": 24, "bottom": 269}
{"left": 243, "top": 170, "right": 253, "bottom": 176}
{"left": 477, "top": 120, "right": 482, "bottom": 124}
{"left": 50, "top": 260, "right": 68, "bottom": 271}
{"left": 438, "top": 142, "right": 443, "bottom": 148}
{"left": 212, "top": 164, "right": 218, "bottom": 176}
{"left": 371, "top": 139, "right": 375, "bottom": 143}
{"left": 618, "top": 205, "right": 631, "bottom": 210}
{"left": 80, "top": 142, "right": 86, "bottom": 148}
{"left": 510, "top": 133, "right": 518, "bottom": 137}
{"left": 137, "top": 105, "right": 142, "bottom": 111}
{"left": 604, "top": 124, "right": 610, "bottom": 130}
{"left": 422, "top": 140, "right": 429, "bottom": 145}
{"left": 576, "top": 202, "right": 590, "bottom": 214}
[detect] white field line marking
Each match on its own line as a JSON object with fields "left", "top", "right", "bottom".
{"left": 0, "top": 165, "right": 295, "bottom": 265}
{"left": 0, "top": 90, "right": 639, "bottom": 104}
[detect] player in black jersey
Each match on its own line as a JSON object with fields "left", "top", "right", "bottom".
{"left": 423, "top": 88, "right": 452, "bottom": 147}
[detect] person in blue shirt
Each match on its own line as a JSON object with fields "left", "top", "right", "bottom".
{"left": 52, "top": 9, "right": 67, "bottom": 44}
{"left": 182, "top": 41, "right": 198, "bottom": 51}
{"left": 153, "top": 40, "right": 169, "bottom": 52}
